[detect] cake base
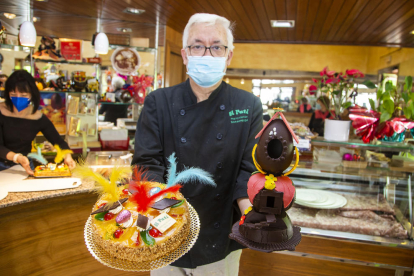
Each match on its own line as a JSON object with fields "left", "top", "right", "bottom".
{"left": 84, "top": 203, "right": 200, "bottom": 271}
{"left": 229, "top": 221, "right": 302, "bottom": 253}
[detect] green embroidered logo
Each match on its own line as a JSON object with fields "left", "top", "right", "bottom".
{"left": 229, "top": 109, "right": 249, "bottom": 124}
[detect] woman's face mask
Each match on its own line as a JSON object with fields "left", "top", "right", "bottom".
{"left": 11, "top": 96, "right": 31, "bottom": 112}
{"left": 186, "top": 56, "right": 226, "bottom": 88}
{"left": 315, "top": 103, "right": 322, "bottom": 110}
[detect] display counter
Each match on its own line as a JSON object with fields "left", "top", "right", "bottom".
{"left": 0, "top": 144, "right": 413, "bottom": 275}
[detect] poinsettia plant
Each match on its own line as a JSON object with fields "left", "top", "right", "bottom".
{"left": 312, "top": 67, "right": 375, "bottom": 120}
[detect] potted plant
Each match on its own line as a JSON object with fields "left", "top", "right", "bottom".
{"left": 350, "top": 76, "right": 414, "bottom": 143}
{"left": 312, "top": 67, "right": 372, "bottom": 141}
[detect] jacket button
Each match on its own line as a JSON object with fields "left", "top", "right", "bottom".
{"left": 180, "top": 109, "right": 185, "bottom": 116}
{"left": 220, "top": 104, "right": 225, "bottom": 111}
{"left": 214, "top": 222, "right": 220, "bottom": 228}
{"left": 216, "top": 162, "right": 222, "bottom": 169}
{"left": 215, "top": 194, "right": 221, "bottom": 201}
{"left": 216, "top": 133, "right": 223, "bottom": 140}
{"left": 181, "top": 137, "right": 187, "bottom": 143}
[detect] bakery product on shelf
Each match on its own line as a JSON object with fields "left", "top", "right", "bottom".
{"left": 34, "top": 163, "right": 71, "bottom": 177}
{"left": 90, "top": 181, "right": 191, "bottom": 262}
{"left": 230, "top": 110, "right": 302, "bottom": 252}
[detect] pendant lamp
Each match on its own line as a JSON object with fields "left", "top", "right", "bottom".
{"left": 19, "top": 21, "right": 37, "bottom": 47}
{"left": 94, "top": 32, "right": 109, "bottom": 54}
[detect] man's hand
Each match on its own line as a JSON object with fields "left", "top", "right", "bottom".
{"left": 64, "top": 154, "right": 76, "bottom": 170}
{"left": 237, "top": 197, "right": 252, "bottom": 215}
{"left": 17, "top": 155, "right": 34, "bottom": 176}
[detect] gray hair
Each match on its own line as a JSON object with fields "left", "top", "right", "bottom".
{"left": 112, "top": 76, "right": 125, "bottom": 90}
{"left": 182, "top": 13, "right": 234, "bottom": 51}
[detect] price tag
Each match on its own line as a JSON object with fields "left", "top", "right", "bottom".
{"left": 150, "top": 213, "right": 176, "bottom": 233}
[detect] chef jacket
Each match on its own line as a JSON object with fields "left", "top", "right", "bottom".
{"left": 132, "top": 79, "right": 263, "bottom": 268}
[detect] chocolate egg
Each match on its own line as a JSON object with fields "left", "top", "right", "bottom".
{"left": 116, "top": 210, "right": 131, "bottom": 224}
{"left": 255, "top": 119, "right": 294, "bottom": 175}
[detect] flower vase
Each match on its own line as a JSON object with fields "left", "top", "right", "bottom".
{"left": 324, "top": 119, "right": 350, "bottom": 142}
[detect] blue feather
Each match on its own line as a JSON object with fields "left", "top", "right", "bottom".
{"left": 171, "top": 167, "right": 216, "bottom": 187}
{"left": 28, "top": 147, "right": 48, "bottom": 165}
{"left": 166, "top": 153, "right": 177, "bottom": 187}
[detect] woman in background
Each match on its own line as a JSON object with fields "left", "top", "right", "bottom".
{"left": 297, "top": 97, "right": 313, "bottom": 113}
{"left": 0, "top": 70, "right": 75, "bottom": 174}
{"left": 308, "top": 95, "right": 335, "bottom": 136}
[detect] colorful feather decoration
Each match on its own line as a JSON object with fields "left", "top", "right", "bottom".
{"left": 73, "top": 163, "right": 131, "bottom": 202}
{"left": 129, "top": 166, "right": 182, "bottom": 212}
{"left": 166, "top": 153, "right": 177, "bottom": 187}
{"left": 54, "top": 144, "right": 74, "bottom": 164}
{"left": 27, "top": 146, "right": 48, "bottom": 165}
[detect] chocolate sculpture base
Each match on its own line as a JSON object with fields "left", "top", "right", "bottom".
{"left": 229, "top": 221, "right": 301, "bottom": 253}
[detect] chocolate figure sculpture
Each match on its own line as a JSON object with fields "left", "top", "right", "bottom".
{"left": 229, "top": 110, "right": 302, "bottom": 252}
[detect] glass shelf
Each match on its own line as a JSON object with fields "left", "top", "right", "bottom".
{"left": 40, "top": 90, "right": 99, "bottom": 94}
{"left": 311, "top": 137, "right": 414, "bottom": 153}
{"left": 0, "top": 43, "right": 32, "bottom": 52}
{"left": 34, "top": 59, "right": 100, "bottom": 65}
{"left": 98, "top": 102, "right": 140, "bottom": 105}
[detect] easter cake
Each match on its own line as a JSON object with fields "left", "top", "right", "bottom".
{"left": 34, "top": 163, "right": 71, "bottom": 177}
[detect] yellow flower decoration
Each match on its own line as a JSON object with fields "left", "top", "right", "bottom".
{"left": 264, "top": 174, "right": 277, "bottom": 190}
{"left": 244, "top": 206, "right": 252, "bottom": 215}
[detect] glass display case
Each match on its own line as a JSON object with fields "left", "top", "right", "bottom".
{"left": 288, "top": 138, "right": 414, "bottom": 248}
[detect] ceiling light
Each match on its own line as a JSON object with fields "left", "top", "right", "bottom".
{"left": 271, "top": 20, "right": 295, "bottom": 28}
{"left": 124, "top": 8, "right": 145, "bottom": 15}
{"left": 94, "top": 32, "right": 109, "bottom": 55}
{"left": 4, "top": 13, "right": 16, "bottom": 19}
{"left": 241, "top": 78, "right": 245, "bottom": 85}
{"left": 33, "top": 17, "right": 40, "bottom": 22}
{"left": 225, "top": 78, "right": 229, "bottom": 83}
{"left": 116, "top": 28, "right": 132, "bottom": 33}
{"left": 411, "top": 30, "right": 414, "bottom": 35}
{"left": 35, "top": 0, "right": 49, "bottom": 2}
{"left": 19, "top": 21, "right": 37, "bottom": 47}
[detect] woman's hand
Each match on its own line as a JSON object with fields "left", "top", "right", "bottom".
{"left": 64, "top": 154, "right": 76, "bottom": 170}
{"left": 17, "top": 155, "right": 34, "bottom": 176}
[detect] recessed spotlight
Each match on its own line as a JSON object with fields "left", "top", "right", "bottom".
{"left": 116, "top": 28, "right": 132, "bottom": 33}
{"left": 411, "top": 30, "right": 414, "bottom": 35}
{"left": 4, "top": 13, "right": 16, "bottom": 19}
{"left": 35, "top": 0, "right": 49, "bottom": 2}
{"left": 33, "top": 17, "right": 41, "bottom": 22}
{"left": 124, "top": 8, "right": 145, "bottom": 15}
{"left": 271, "top": 20, "right": 295, "bottom": 28}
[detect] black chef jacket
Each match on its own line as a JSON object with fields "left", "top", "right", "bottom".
{"left": 132, "top": 79, "right": 263, "bottom": 268}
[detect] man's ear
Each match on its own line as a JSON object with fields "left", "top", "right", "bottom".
{"left": 181, "top": 49, "right": 188, "bottom": 66}
{"left": 226, "top": 51, "right": 233, "bottom": 66}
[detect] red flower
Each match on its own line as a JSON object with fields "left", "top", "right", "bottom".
{"left": 239, "top": 215, "right": 246, "bottom": 225}
{"left": 346, "top": 69, "right": 365, "bottom": 78}
{"left": 312, "top": 78, "right": 318, "bottom": 83}
{"left": 309, "top": 85, "right": 318, "bottom": 92}
{"left": 320, "top": 66, "right": 336, "bottom": 77}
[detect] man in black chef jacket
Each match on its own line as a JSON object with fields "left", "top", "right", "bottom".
{"left": 132, "top": 13, "right": 263, "bottom": 275}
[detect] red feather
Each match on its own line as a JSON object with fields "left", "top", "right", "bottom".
{"left": 129, "top": 167, "right": 183, "bottom": 212}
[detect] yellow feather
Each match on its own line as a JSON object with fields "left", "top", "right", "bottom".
{"left": 110, "top": 166, "right": 132, "bottom": 187}
{"left": 72, "top": 163, "right": 119, "bottom": 202}
{"left": 54, "top": 144, "right": 74, "bottom": 163}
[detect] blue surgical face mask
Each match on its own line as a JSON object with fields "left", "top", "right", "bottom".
{"left": 11, "top": 96, "right": 31, "bottom": 112}
{"left": 315, "top": 103, "right": 322, "bottom": 110}
{"left": 186, "top": 56, "right": 226, "bottom": 88}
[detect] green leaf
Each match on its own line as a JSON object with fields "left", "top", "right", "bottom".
{"left": 362, "top": 80, "right": 377, "bottom": 89}
{"left": 377, "top": 88, "right": 383, "bottom": 100}
{"left": 140, "top": 229, "right": 155, "bottom": 246}
{"left": 402, "top": 92, "right": 409, "bottom": 103}
{"left": 342, "top": 101, "right": 352, "bottom": 109}
{"left": 383, "top": 99, "right": 394, "bottom": 114}
{"left": 380, "top": 111, "right": 391, "bottom": 123}
{"left": 382, "top": 92, "right": 391, "bottom": 100}
{"left": 171, "top": 199, "right": 185, "bottom": 208}
{"left": 404, "top": 76, "right": 413, "bottom": 92}
{"left": 94, "top": 211, "right": 109, "bottom": 221}
{"left": 332, "top": 90, "right": 341, "bottom": 95}
{"left": 385, "top": 81, "right": 394, "bottom": 93}
{"left": 369, "top": 99, "right": 376, "bottom": 111}
{"left": 411, "top": 93, "right": 414, "bottom": 102}
{"left": 403, "top": 107, "right": 412, "bottom": 119}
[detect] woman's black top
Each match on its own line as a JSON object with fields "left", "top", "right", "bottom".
{"left": 308, "top": 111, "right": 334, "bottom": 136}
{"left": 0, "top": 110, "right": 70, "bottom": 160}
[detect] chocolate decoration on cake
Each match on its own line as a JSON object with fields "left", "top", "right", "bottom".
{"left": 229, "top": 110, "right": 301, "bottom": 252}
{"left": 137, "top": 213, "right": 149, "bottom": 229}
{"left": 91, "top": 198, "right": 128, "bottom": 215}
{"left": 150, "top": 198, "right": 181, "bottom": 210}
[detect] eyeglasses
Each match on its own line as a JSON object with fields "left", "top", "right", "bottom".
{"left": 187, "top": 44, "right": 228, "bottom": 57}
